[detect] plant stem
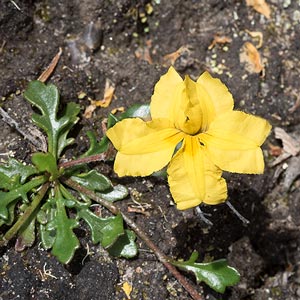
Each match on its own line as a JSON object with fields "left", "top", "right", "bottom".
{"left": 1, "top": 182, "right": 50, "bottom": 244}
{"left": 59, "top": 153, "right": 106, "bottom": 169}
{"left": 63, "top": 178, "right": 203, "bottom": 300}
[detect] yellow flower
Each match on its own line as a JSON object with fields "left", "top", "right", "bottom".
{"left": 106, "top": 67, "right": 271, "bottom": 210}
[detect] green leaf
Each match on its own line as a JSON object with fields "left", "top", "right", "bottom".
{"left": 0, "top": 173, "right": 19, "bottom": 190}
{"left": 0, "top": 176, "right": 46, "bottom": 220}
{"left": 15, "top": 216, "right": 36, "bottom": 251}
{"left": 82, "top": 114, "right": 118, "bottom": 157}
{"left": 23, "top": 81, "right": 80, "bottom": 160}
{"left": 77, "top": 208, "right": 124, "bottom": 247}
{"left": 38, "top": 201, "right": 57, "bottom": 249}
{"left": 98, "top": 184, "right": 128, "bottom": 202}
{"left": 71, "top": 170, "right": 112, "bottom": 192}
{"left": 119, "top": 104, "right": 150, "bottom": 120}
{"left": 82, "top": 105, "right": 149, "bottom": 157}
{"left": 50, "top": 188, "right": 80, "bottom": 264}
{"left": 83, "top": 131, "right": 109, "bottom": 157}
{"left": 57, "top": 102, "right": 81, "bottom": 158}
{"left": 171, "top": 252, "right": 240, "bottom": 293}
{"left": 107, "top": 113, "right": 119, "bottom": 127}
{"left": 108, "top": 230, "right": 138, "bottom": 258}
{"left": 0, "top": 202, "right": 15, "bottom": 226}
{"left": 0, "top": 158, "right": 38, "bottom": 185}
{"left": 32, "top": 152, "right": 59, "bottom": 179}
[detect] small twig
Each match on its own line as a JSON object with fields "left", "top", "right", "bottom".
{"left": 38, "top": 48, "right": 63, "bottom": 82}
{"left": 58, "top": 153, "right": 106, "bottom": 169}
{"left": 0, "top": 181, "right": 50, "bottom": 245}
{"left": 226, "top": 201, "right": 250, "bottom": 225}
{"left": 127, "top": 206, "right": 150, "bottom": 216}
{"left": 9, "top": 0, "right": 21, "bottom": 11}
{"left": 63, "top": 178, "right": 202, "bottom": 300}
{"left": 195, "top": 206, "right": 213, "bottom": 226}
{"left": 0, "top": 40, "right": 6, "bottom": 54}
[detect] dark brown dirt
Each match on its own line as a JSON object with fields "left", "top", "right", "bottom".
{"left": 1, "top": 0, "right": 300, "bottom": 299}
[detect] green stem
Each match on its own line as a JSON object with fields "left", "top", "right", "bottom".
{"left": 63, "top": 178, "right": 203, "bottom": 300}
{"left": 2, "top": 182, "right": 50, "bottom": 244}
{"left": 58, "top": 153, "right": 106, "bottom": 170}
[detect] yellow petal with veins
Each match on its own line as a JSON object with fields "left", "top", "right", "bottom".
{"left": 107, "top": 118, "right": 178, "bottom": 151}
{"left": 201, "top": 111, "right": 271, "bottom": 174}
{"left": 114, "top": 150, "right": 173, "bottom": 177}
{"left": 150, "top": 66, "right": 183, "bottom": 121}
{"left": 197, "top": 71, "right": 234, "bottom": 116}
{"left": 121, "top": 126, "right": 184, "bottom": 154}
{"left": 168, "top": 136, "right": 227, "bottom": 210}
{"left": 106, "top": 118, "right": 184, "bottom": 176}
{"left": 174, "top": 77, "right": 203, "bottom": 135}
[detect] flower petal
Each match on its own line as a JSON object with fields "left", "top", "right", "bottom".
{"left": 114, "top": 150, "right": 173, "bottom": 177}
{"left": 197, "top": 71, "right": 234, "bottom": 116}
{"left": 106, "top": 118, "right": 184, "bottom": 176}
{"left": 167, "top": 136, "right": 227, "bottom": 210}
{"left": 175, "top": 76, "right": 215, "bottom": 134}
{"left": 150, "top": 66, "right": 183, "bottom": 120}
{"left": 201, "top": 111, "right": 272, "bottom": 174}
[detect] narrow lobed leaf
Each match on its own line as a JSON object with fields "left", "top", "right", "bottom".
{"left": 0, "top": 159, "right": 38, "bottom": 184}
{"left": 108, "top": 229, "right": 138, "bottom": 258}
{"left": 50, "top": 186, "right": 80, "bottom": 264}
{"left": 171, "top": 252, "right": 240, "bottom": 293}
{"left": 24, "top": 81, "right": 80, "bottom": 160}
{"left": 77, "top": 208, "right": 124, "bottom": 247}
{"left": 71, "top": 170, "right": 112, "bottom": 192}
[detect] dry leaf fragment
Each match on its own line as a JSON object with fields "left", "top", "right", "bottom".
{"left": 246, "top": 0, "right": 271, "bottom": 19}
{"left": 245, "top": 29, "right": 263, "bottom": 48}
{"left": 38, "top": 47, "right": 62, "bottom": 82}
{"left": 283, "top": 156, "right": 300, "bottom": 190}
{"left": 288, "top": 92, "right": 300, "bottom": 113}
{"left": 268, "top": 143, "right": 283, "bottom": 157}
{"left": 275, "top": 127, "right": 300, "bottom": 157}
{"left": 208, "top": 34, "right": 232, "bottom": 50}
{"left": 83, "top": 79, "right": 115, "bottom": 118}
{"left": 121, "top": 281, "right": 132, "bottom": 299}
{"left": 135, "top": 39, "right": 153, "bottom": 64}
{"left": 270, "top": 127, "right": 300, "bottom": 167}
{"left": 93, "top": 79, "right": 115, "bottom": 108}
{"left": 239, "top": 42, "right": 264, "bottom": 74}
{"left": 111, "top": 106, "right": 125, "bottom": 114}
{"left": 162, "top": 46, "right": 190, "bottom": 66}
{"left": 83, "top": 101, "right": 96, "bottom": 119}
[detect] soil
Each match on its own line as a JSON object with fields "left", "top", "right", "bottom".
{"left": 1, "top": 0, "right": 300, "bottom": 299}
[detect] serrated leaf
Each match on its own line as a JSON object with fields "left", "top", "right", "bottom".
{"left": 172, "top": 252, "right": 240, "bottom": 293}
{"left": 50, "top": 188, "right": 80, "bottom": 264}
{"left": 71, "top": 170, "right": 112, "bottom": 192}
{"left": 119, "top": 104, "right": 150, "bottom": 120}
{"left": 0, "top": 202, "right": 15, "bottom": 226}
{"left": 32, "top": 152, "right": 59, "bottom": 179}
{"left": 98, "top": 184, "right": 128, "bottom": 202}
{"left": 77, "top": 208, "right": 124, "bottom": 247}
{"left": 15, "top": 216, "right": 36, "bottom": 252}
{"left": 0, "top": 159, "right": 38, "bottom": 185}
{"left": 57, "top": 102, "right": 81, "bottom": 157}
{"left": 23, "top": 81, "right": 80, "bottom": 160}
{"left": 108, "top": 230, "right": 138, "bottom": 258}
{"left": 0, "top": 176, "right": 46, "bottom": 220}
